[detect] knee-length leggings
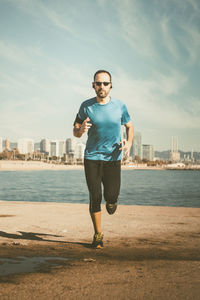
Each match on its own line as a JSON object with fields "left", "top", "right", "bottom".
{"left": 84, "top": 159, "right": 121, "bottom": 213}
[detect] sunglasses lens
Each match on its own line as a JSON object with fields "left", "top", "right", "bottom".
{"left": 95, "top": 82, "right": 110, "bottom": 86}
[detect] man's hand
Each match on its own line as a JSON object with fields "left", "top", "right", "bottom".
{"left": 79, "top": 117, "right": 92, "bottom": 134}
{"left": 73, "top": 117, "right": 92, "bottom": 138}
{"left": 119, "top": 139, "right": 132, "bottom": 159}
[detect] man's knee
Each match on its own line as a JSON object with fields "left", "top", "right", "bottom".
{"left": 104, "top": 190, "right": 119, "bottom": 204}
{"left": 89, "top": 203, "right": 101, "bottom": 213}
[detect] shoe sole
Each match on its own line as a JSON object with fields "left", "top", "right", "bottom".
{"left": 95, "top": 244, "right": 103, "bottom": 249}
{"left": 92, "top": 242, "right": 103, "bottom": 249}
{"left": 106, "top": 203, "right": 117, "bottom": 215}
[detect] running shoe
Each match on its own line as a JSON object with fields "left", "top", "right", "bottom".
{"left": 92, "top": 232, "right": 104, "bottom": 249}
{"left": 106, "top": 202, "right": 117, "bottom": 215}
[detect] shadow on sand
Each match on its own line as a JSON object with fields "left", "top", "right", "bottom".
{"left": 0, "top": 231, "right": 91, "bottom": 248}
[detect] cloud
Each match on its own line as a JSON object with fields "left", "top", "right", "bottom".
{"left": 115, "top": 0, "right": 156, "bottom": 57}
{"left": 179, "top": 24, "right": 200, "bottom": 64}
{"left": 160, "top": 16, "right": 180, "bottom": 60}
{"left": 7, "top": 0, "right": 73, "bottom": 34}
{"left": 0, "top": 40, "right": 34, "bottom": 64}
{"left": 113, "top": 69, "right": 199, "bottom": 130}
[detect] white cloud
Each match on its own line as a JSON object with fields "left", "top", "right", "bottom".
{"left": 116, "top": 0, "right": 156, "bottom": 57}
{"left": 179, "top": 24, "right": 200, "bottom": 64}
{"left": 160, "top": 16, "right": 180, "bottom": 60}
{"left": 8, "top": 0, "right": 73, "bottom": 34}
{"left": 113, "top": 70, "right": 199, "bottom": 130}
{"left": 186, "top": 0, "right": 200, "bottom": 11}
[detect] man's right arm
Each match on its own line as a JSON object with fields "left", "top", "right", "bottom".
{"left": 73, "top": 117, "right": 92, "bottom": 138}
{"left": 73, "top": 122, "right": 83, "bottom": 138}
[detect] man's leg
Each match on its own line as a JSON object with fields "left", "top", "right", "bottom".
{"left": 84, "top": 159, "right": 104, "bottom": 248}
{"left": 102, "top": 161, "right": 121, "bottom": 214}
{"left": 90, "top": 210, "right": 101, "bottom": 234}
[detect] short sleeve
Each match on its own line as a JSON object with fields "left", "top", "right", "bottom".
{"left": 73, "top": 103, "right": 87, "bottom": 125}
{"left": 121, "top": 103, "right": 131, "bottom": 125}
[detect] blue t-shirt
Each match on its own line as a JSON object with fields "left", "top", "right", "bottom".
{"left": 77, "top": 97, "right": 131, "bottom": 161}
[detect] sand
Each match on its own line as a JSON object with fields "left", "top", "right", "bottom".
{"left": 0, "top": 201, "right": 199, "bottom": 299}
{"left": 0, "top": 160, "right": 84, "bottom": 171}
{"left": 0, "top": 160, "right": 165, "bottom": 171}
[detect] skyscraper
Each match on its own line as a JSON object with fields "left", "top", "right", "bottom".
{"left": 74, "top": 142, "right": 86, "bottom": 160}
{"left": 131, "top": 131, "right": 142, "bottom": 160}
{"left": 40, "top": 139, "right": 51, "bottom": 154}
{"left": 50, "top": 140, "right": 59, "bottom": 157}
{"left": 0, "top": 137, "right": 2, "bottom": 153}
{"left": 5, "top": 139, "right": 10, "bottom": 151}
{"left": 58, "top": 140, "right": 66, "bottom": 157}
{"left": 171, "top": 136, "right": 180, "bottom": 162}
{"left": 66, "top": 138, "right": 77, "bottom": 154}
{"left": 18, "top": 138, "right": 34, "bottom": 154}
{"left": 142, "top": 144, "right": 154, "bottom": 161}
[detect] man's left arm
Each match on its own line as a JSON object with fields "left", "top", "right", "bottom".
{"left": 120, "top": 121, "right": 134, "bottom": 158}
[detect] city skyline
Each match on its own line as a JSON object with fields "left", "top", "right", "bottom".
{"left": 0, "top": 0, "right": 200, "bottom": 151}
{"left": 0, "top": 133, "right": 198, "bottom": 153}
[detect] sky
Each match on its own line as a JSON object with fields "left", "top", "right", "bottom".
{"left": 0, "top": 0, "right": 200, "bottom": 151}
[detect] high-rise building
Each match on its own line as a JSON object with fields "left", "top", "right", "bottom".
{"left": 0, "top": 137, "right": 2, "bottom": 153}
{"left": 142, "top": 144, "right": 154, "bottom": 161}
{"left": 170, "top": 136, "right": 180, "bottom": 162}
{"left": 58, "top": 140, "right": 66, "bottom": 157}
{"left": 74, "top": 142, "right": 85, "bottom": 160}
{"left": 131, "top": 131, "right": 142, "bottom": 160}
{"left": 18, "top": 138, "right": 34, "bottom": 154}
{"left": 66, "top": 138, "right": 77, "bottom": 154}
{"left": 50, "top": 140, "right": 59, "bottom": 157}
{"left": 40, "top": 139, "right": 51, "bottom": 154}
{"left": 5, "top": 139, "right": 10, "bottom": 151}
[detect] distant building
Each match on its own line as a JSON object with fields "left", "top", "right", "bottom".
{"left": 66, "top": 138, "right": 77, "bottom": 155}
{"left": 131, "top": 131, "right": 142, "bottom": 160}
{"left": 170, "top": 136, "right": 180, "bottom": 162}
{"left": 50, "top": 140, "right": 59, "bottom": 157}
{"left": 18, "top": 138, "right": 34, "bottom": 154}
{"left": 40, "top": 139, "right": 51, "bottom": 155}
{"left": 0, "top": 137, "right": 2, "bottom": 153}
{"left": 58, "top": 140, "right": 66, "bottom": 157}
{"left": 74, "top": 142, "right": 85, "bottom": 160}
{"left": 142, "top": 144, "right": 154, "bottom": 161}
{"left": 5, "top": 139, "right": 10, "bottom": 151}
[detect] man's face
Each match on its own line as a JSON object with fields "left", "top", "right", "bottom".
{"left": 93, "top": 72, "right": 112, "bottom": 99}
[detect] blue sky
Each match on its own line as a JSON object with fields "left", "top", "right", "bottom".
{"left": 0, "top": 0, "right": 200, "bottom": 151}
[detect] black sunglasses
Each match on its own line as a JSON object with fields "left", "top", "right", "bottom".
{"left": 94, "top": 82, "right": 111, "bottom": 86}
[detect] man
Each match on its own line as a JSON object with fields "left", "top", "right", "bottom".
{"left": 73, "top": 70, "right": 134, "bottom": 249}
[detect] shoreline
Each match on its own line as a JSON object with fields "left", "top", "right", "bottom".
{"left": 0, "top": 202, "right": 199, "bottom": 299}
{"left": 1, "top": 160, "right": 199, "bottom": 171}
{"left": 0, "top": 160, "right": 162, "bottom": 171}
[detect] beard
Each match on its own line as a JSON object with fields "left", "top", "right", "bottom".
{"left": 96, "top": 89, "right": 108, "bottom": 98}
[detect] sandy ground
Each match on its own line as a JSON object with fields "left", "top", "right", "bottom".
{"left": 0, "top": 160, "right": 164, "bottom": 171}
{"left": 1, "top": 160, "right": 200, "bottom": 171}
{"left": 0, "top": 202, "right": 199, "bottom": 299}
{"left": 0, "top": 160, "right": 84, "bottom": 171}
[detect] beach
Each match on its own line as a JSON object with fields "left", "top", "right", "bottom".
{"left": 1, "top": 160, "right": 200, "bottom": 172}
{"left": 0, "top": 201, "right": 199, "bottom": 299}
{"left": 0, "top": 160, "right": 164, "bottom": 171}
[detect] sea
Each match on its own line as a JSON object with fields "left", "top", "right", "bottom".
{"left": 0, "top": 170, "right": 200, "bottom": 208}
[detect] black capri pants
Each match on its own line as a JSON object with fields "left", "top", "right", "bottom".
{"left": 84, "top": 159, "right": 121, "bottom": 213}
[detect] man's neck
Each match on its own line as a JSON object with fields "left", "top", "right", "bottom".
{"left": 96, "top": 96, "right": 111, "bottom": 105}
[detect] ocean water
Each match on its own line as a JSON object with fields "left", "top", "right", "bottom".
{"left": 0, "top": 170, "right": 200, "bottom": 208}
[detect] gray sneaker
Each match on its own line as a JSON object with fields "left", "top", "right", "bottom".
{"left": 92, "top": 232, "right": 104, "bottom": 249}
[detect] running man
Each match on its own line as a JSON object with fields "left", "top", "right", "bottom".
{"left": 73, "top": 70, "right": 134, "bottom": 248}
